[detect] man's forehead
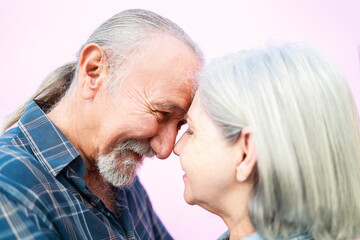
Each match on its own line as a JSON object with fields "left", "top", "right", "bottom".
{"left": 148, "top": 77, "right": 196, "bottom": 112}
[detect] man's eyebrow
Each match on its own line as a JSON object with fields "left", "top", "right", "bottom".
{"left": 154, "top": 102, "right": 187, "bottom": 114}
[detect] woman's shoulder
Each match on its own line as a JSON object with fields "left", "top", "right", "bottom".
{"left": 283, "top": 231, "right": 312, "bottom": 240}
{"left": 217, "top": 230, "right": 312, "bottom": 240}
{"left": 217, "top": 231, "right": 264, "bottom": 240}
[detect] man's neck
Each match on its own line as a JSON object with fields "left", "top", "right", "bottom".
{"left": 47, "top": 99, "right": 81, "bottom": 152}
{"left": 47, "top": 100, "right": 117, "bottom": 213}
{"left": 84, "top": 170, "right": 117, "bottom": 214}
{"left": 47, "top": 98, "right": 98, "bottom": 171}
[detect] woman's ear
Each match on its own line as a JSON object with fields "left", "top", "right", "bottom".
{"left": 78, "top": 43, "right": 108, "bottom": 99}
{"left": 235, "top": 127, "right": 257, "bottom": 182}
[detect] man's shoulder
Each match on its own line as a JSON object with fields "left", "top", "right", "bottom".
{"left": 0, "top": 126, "right": 24, "bottom": 146}
{"left": 0, "top": 127, "right": 35, "bottom": 167}
{"left": 0, "top": 128, "right": 51, "bottom": 192}
{"left": 0, "top": 142, "right": 62, "bottom": 216}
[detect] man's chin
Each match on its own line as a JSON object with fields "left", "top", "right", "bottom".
{"left": 97, "top": 154, "right": 140, "bottom": 188}
{"left": 100, "top": 166, "right": 138, "bottom": 188}
{"left": 110, "top": 174, "right": 137, "bottom": 188}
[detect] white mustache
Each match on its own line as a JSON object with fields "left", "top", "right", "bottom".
{"left": 114, "top": 139, "right": 155, "bottom": 157}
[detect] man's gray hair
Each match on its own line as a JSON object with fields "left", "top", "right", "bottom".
{"left": 198, "top": 43, "right": 360, "bottom": 239}
{"left": 2, "top": 9, "right": 203, "bottom": 133}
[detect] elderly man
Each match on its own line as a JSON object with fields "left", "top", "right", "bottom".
{"left": 0, "top": 9, "right": 202, "bottom": 239}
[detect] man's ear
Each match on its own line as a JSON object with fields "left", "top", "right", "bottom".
{"left": 78, "top": 43, "right": 108, "bottom": 99}
{"left": 235, "top": 127, "right": 257, "bottom": 182}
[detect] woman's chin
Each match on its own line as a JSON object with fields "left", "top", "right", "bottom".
{"left": 183, "top": 192, "right": 197, "bottom": 206}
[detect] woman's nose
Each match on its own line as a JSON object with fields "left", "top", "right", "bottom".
{"left": 173, "top": 134, "right": 186, "bottom": 156}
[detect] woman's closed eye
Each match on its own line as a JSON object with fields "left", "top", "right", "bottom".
{"left": 185, "top": 128, "right": 193, "bottom": 135}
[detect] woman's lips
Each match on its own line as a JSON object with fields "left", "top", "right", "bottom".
{"left": 183, "top": 173, "right": 187, "bottom": 179}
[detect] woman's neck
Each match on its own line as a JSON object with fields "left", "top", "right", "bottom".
{"left": 219, "top": 184, "right": 256, "bottom": 239}
{"left": 226, "top": 213, "right": 255, "bottom": 240}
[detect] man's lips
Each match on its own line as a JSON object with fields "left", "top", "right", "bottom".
{"left": 115, "top": 150, "right": 143, "bottom": 161}
{"left": 130, "top": 151, "right": 144, "bottom": 161}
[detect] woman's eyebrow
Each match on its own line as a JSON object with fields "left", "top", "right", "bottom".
{"left": 186, "top": 115, "right": 193, "bottom": 125}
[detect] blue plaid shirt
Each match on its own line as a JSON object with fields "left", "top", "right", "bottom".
{"left": 0, "top": 100, "right": 173, "bottom": 240}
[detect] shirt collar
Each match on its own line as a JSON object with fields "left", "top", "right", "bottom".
{"left": 217, "top": 230, "right": 264, "bottom": 240}
{"left": 217, "top": 230, "right": 230, "bottom": 240}
{"left": 18, "top": 100, "right": 82, "bottom": 177}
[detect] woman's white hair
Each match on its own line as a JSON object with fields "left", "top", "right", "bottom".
{"left": 198, "top": 43, "right": 360, "bottom": 239}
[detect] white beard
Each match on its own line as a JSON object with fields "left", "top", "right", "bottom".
{"left": 97, "top": 139, "right": 155, "bottom": 187}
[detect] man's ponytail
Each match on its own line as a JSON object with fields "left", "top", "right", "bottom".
{"left": 1, "top": 62, "right": 76, "bottom": 133}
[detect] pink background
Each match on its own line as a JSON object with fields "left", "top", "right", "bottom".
{"left": 1, "top": 1, "right": 359, "bottom": 239}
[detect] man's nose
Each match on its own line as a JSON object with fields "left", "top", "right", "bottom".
{"left": 149, "top": 125, "right": 177, "bottom": 159}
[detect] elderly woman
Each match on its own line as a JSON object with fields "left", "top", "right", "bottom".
{"left": 174, "top": 44, "right": 360, "bottom": 240}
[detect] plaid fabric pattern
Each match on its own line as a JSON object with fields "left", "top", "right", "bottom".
{"left": 0, "top": 100, "right": 173, "bottom": 240}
